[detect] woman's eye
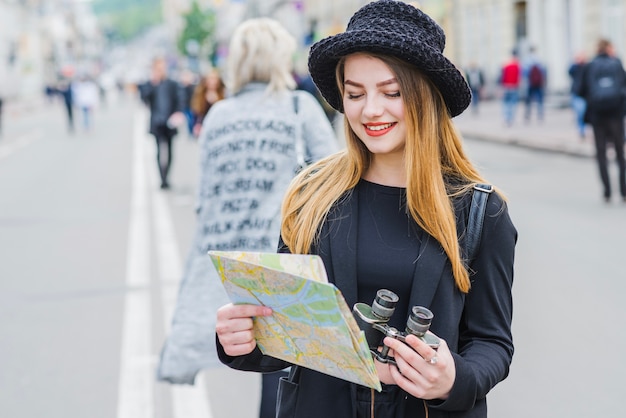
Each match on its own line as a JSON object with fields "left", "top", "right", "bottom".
{"left": 386, "top": 91, "right": 401, "bottom": 98}
{"left": 346, "top": 93, "right": 363, "bottom": 100}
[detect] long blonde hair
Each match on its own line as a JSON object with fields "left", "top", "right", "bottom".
{"left": 281, "top": 53, "right": 490, "bottom": 293}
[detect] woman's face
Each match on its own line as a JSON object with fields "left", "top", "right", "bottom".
{"left": 342, "top": 53, "right": 406, "bottom": 159}
{"left": 205, "top": 73, "right": 220, "bottom": 90}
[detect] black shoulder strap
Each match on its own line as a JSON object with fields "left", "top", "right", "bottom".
{"left": 465, "top": 184, "right": 493, "bottom": 265}
{"left": 286, "top": 365, "right": 301, "bottom": 382}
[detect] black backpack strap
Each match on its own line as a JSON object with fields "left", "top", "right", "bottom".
{"left": 465, "top": 184, "right": 493, "bottom": 265}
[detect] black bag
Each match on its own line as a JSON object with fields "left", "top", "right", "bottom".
{"left": 586, "top": 57, "right": 626, "bottom": 112}
{"left": 355, "top": 385, "right": 408, "bottom": 418}
{"left": 276, "top": 366, "right": 301, "bottom": 418}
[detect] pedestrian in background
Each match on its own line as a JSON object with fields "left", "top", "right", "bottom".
{"left": 156, "top": 18, "right": 339, "bottom": 418}
{"left": 500, "top": 49, "right": 521, "bottom": 126}
{"left": 72, "top": 75, "right": 100, "bottom": 132}
{"left": 179, "top": 69, "right": 197, "bottom": 138}
{"left": 216, "top": 1, "right": 517, "bottom": 417}
{"left": 574, "top": 38, "right": 626, "bottom": 203}
{"left": 294, "top": 63, "right": 336, "bottom": 123}
{"left": 189, "top": 68, "right": 226, "bottom": 138}
{"left": 568, "top": 51, "right": 588, "bottom": 139}
{"left": 524, "top": 46, "right": 546, "bottom": 122}
{"left": 56, "top": 76, "right": 74, "bottom": 133}
{"left": 465, "top": 61, "right": 485, "bottom": 114}
{"left": 138, "top": 57, "right": 186, "bottom": 190}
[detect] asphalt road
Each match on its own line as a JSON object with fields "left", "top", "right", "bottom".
{"left": 465, "top": 138, "right": 626, "bottom": 418}
{"left": 0, "top": 93, "right": 624, "bottom": 417}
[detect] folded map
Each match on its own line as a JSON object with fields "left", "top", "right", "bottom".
{"left": 209, "top": 250, "right": 381, "bottom": 391}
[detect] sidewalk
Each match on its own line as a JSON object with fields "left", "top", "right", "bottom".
{"left": 453, "top": 98, "right": 595, "bottom": 158}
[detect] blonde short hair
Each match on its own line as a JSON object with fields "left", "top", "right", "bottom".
{"left": 226, "top": 18, "right": 297, "bottom": 95}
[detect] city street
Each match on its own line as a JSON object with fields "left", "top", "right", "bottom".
{"left": 464, "top": 138, "right": 626, "bottom": 418}
{"left": 1, "top": 93, "right": 625, "bottom": 418}
{"left": 0, "top": 94, "right": 259, "bottom": 418}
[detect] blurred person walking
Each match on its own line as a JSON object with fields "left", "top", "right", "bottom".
{"left": 523, "top": 46, "right": 547, "bottom": 122}
{"left": 72, "top": 75, "right": 100, "bottom": 131}
{"left": 569, "top": 52, "right": 588, "bottom": 139}
{"left": 294, "top": 66, "right": 336, "bottom": 123}
{"left": 57, "top": 76, "right": 75, "bottom": 133}
{"left": 465, "top": 61, "right": 485, "bottom": 115}
{"left": 190, "top": 69, "right": 226, "bottom": 138}
{"left": 179, "top": 69, "right": 198, "bottom": 137}
{"left": 500, "top": 49, "right": 521, "bottom": 127}
{"left": 138, "top": 57, "right": 186, "bottom": 190}
{"left": 156, "top": 18, "right": 339, "bottom": 418}
{"left": 574, "top": 39, "right": 626, "bottom": 203}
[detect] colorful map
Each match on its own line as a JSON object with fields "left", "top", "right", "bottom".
{"left": 209, "top": 251, "right": 381, "bottom": 391}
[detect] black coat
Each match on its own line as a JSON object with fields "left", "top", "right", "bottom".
{"left": 218, "top": 187, "right": 517, "bottom": 418}
{"left": 138, "top": 78, "right": 184, "bottom": 136}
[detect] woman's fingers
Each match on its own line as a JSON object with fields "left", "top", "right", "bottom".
{"left": 383, "top": 334, "right": 455, "bottom": 400}
{"left": 216, "top": 304, "right": 272, "bottom": 356}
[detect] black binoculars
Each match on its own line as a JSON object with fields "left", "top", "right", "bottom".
{"left": 353, "top": 289, "right": 440, "bottom": 365}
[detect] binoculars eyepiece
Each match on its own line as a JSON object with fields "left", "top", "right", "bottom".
{"left": 353, "top": 289, "right": 439, "bottom": 365}
{"left": 370, "top": 289, "right": 398, "bottom": 320}
{"left": 406, "top": 306, "right": 434, "bottom": 337}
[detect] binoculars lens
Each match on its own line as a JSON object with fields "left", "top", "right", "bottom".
{"left": 406, "top": 306, "right": 434, "bottom": 337}
{"left": 371, "top": 289, "right": 399, "bottom": 320}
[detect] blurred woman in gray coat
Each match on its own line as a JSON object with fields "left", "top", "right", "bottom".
{"left": 157, "top": 17, "right": 339, "bottom": 418}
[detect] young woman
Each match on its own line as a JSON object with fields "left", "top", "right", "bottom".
{"left": 215, "top": 1, "right": 517, "bottom": 417}
{"left": 190, "top": 69, "right": 226, "bottom": 138}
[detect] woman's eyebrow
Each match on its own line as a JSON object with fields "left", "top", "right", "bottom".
{"left": 344, "top": 78, "right": 398, "bottom": 87}
{"left": 376, "top": 78, "right": 397, "bottom": 87}
{"left": 344, "top": 80, "right": 363, "bottom": 87}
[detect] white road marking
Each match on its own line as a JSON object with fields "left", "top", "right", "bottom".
{"left": 0, "top": 131, "right": 41, "bottom": 160}
{"left": 117, "top": 111, "right": 154, "bottom": 418}
{"left": 149, "top": 121, "right": 213, "bottom": 418}
{"left": 121, "top": 106, "right": 212, "bottom": 418}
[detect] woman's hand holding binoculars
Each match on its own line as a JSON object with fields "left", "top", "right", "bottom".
{"left": 383, "top": 333, "right": 456, "bottom": 400}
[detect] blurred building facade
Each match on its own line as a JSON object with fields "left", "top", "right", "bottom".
{"left": 452, "top": 0, "right": 626, "bottom": 96}
{"left": 163, "top": 0, "right": 626, "bottom": 97}
{"left": 4, "top": 0, "right": 626, "bottom": 102}
{"left": 0, "top": 0, "right": 102, "bottom": 101}
{"left": 0, "top": 0, "right": 22, "bottom": 100}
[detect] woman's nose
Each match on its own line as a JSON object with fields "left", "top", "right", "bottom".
{"left": 363, "top": 95, "right": 384, "bottom": 118}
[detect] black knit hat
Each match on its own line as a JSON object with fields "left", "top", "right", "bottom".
{"left": 308, "top": 0, "right": 471, "bottom": 117}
